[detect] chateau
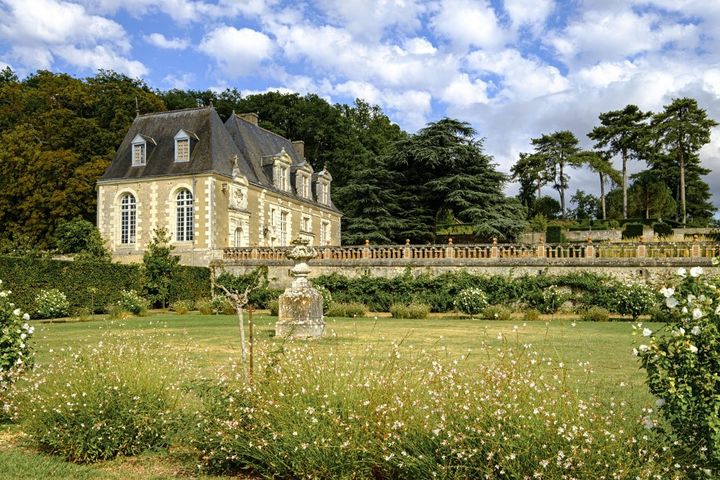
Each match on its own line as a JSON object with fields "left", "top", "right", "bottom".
{"left": 96, "top": 107, "right": 342, "bottom": 265}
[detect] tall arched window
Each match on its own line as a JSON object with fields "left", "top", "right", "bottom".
{"left": 120, "top": 193, "right": 136, "bottom": 244}
{"left": 176, "top": 189, "right": 194, "bottom": 241}
{"left": 234, "top": 226, "right": 243, "bottom": 247}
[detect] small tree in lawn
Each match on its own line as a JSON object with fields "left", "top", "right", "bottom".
{"left": 216, "top": 268, "right": 267, "bottom": 382}
{"left": 142, "top": 227, "right": 179, "bottom": 309}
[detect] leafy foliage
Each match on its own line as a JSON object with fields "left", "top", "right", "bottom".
{"left": 0, "top": 279, "right": 33, "bottom": 418}
{"left": 34, "top": 289, "right": 70, "bottom": 319}
{"left": 453, "top": 287, "right": 489, "bottom": 316}
{"left": 142, "top": 228, "right": 179, "bottom": 308}
{"left": 638, "top": 262, "right": 720, "bottom": 471}
{"left": 615, "top": 283, "right": 657, "bottom": 320}
{"left": 54, "top": 217, "right": 110, "bottom": 261}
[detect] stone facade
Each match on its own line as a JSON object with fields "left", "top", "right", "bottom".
{"left": 96, "top": 107, "right": 342, "bottom": 266}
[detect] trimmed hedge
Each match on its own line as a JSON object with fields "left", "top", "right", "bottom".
{"left": 546, "top": 225, "right": 562, "bottom": 243}
{"left": 652, "top": 222, "right": 674, "bottom": 238}
{"left": 622, "top": 223, "right": 644, "bottom": 239}
{"left": 314, "top": 269, "right": 623, "bottom": 314}
{"left": 0, "top": 256, "right": 210, "bottom": 315}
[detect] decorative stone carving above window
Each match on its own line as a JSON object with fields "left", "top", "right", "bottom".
{"left": 231, "top": 186, "right": 248, "bottom": 210}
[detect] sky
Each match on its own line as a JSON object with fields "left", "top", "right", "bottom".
{"left": 0, "top": 0, "right": 719, "bottom": 213}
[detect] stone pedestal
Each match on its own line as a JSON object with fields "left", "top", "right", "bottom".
{"left": 275, "top": 238, "right": 324, "bottom": 339}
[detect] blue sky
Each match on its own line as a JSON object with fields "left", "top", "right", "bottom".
{"left": 1, "top": 0, "right": 719, "bottom": 211}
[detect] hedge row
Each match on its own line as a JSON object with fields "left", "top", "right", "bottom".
{"left": 314, "top": 269, "right": 625, "bottom": 313}
{"left": 0, "top": 256, "right": 210, "bottom": 314}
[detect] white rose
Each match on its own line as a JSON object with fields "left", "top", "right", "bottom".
{"left": 693, "top": 308, "right": 704, "bottom": 320}
{"left": 643, "top": 328, "right": 652, "bottom": 337}
{"left": 655, "top": 398, "right": 666, "bottom": 407}
{"left": 690, "top": 266, "right": 704, "bottom": 278}
{"left": 639, "top": 344, "right": 649, "bottom": 352}
{"left": 691, "top": 326, "right": 701, "bottom": 335}
{"left": 12, "top": 308, "right": 20, "bottom": 316}
{"left": 22, "top": 313, "right": 29, "bottom": 321}
{"left": 677, "top": 267, "right": 687, "bottom": 278}
{"left": 660, "top": 287, "right": 675, "bottom": 298}
{"left": 666, "top": 297, "right": 679, "bottom": 309}
{"left": 689, "top": 344, "right": 698, "bottom": 354}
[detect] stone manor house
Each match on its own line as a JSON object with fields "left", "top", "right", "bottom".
{"left": 96, "top": 106, "right": 342, "bottom": 265}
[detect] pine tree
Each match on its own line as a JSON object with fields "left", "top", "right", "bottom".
{"left": 530, "top": 131, "right": 581, "bottom": 218}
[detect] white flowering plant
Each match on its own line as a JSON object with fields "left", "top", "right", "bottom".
{"left": 0, "top": 279, "right": 34, "bottom": 419}
{"left": 454, "top": 287, "right": 488, "bottom": 317}
{"left": 616, "top": 283, "right": 657, "bottom": 320}
{"left": 637, "top": 259, "right": 720, "bottom": 470}
{"left": 34, "top": 288, "right": 70, "bottom": 319}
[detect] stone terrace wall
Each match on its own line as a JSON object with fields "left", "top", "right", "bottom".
{"left": 219, "top": 240, "right": 720, "bottom": 288}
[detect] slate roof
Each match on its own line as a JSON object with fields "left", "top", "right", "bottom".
{"left": 100, "top": 107, "right": 340, "bottom": 212}
{"left": 100, "top": 107, "right": 258, "bottom": 182}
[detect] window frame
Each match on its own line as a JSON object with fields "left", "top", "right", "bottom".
{"left": 175, "top": 188, "right": 194, "bottom": 242}
{"left": 120, "top": 193, "right": 137, "bottom": 245}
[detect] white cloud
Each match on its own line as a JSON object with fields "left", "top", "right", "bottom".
{"left": 198, "top": 26, "right": 274, "bottom": 77}
{"left": 76, "top": 0, "right": 279, "bottom": 23}
{"left": 0, "top": 0, "right": 145, "bottom": 76}
{"left": 466, "top": 49, "right": 568, "bottom": 101}
{"left": 403, "top": 37, "right": 437, "bottom": 56}
{"left": 316, "top": 0, "right": 426, "bottom": 41}
{"left": 163, "top": 72, "right": 194, "bottom": 89}
{"left": 503, "top": 0, "right": 553, "bottom": 29}
{"left": 144, "top": 33, "right": 189, "bottom": 50}
{"left": 431, "top": 0, "right": 507, "bottom": 51}
{"left": 440, "top": 73, "right": 489, "bottom": 106}
{"left": 574, "top": 60, "right": 638, "bottom": 88}
{"left": 54, "top": 45, "right": 148, "bottom": 77}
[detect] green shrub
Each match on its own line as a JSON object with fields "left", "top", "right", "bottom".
{"left": 389, "top": 303, "right": 430, "bottom": 319}
{"left": 538, "top": 285, "right": 566, "bottom": 314}
{"left": 34, "top": 288, "right": 70, "bottom": 319}
{"left": 0, "top": 256, "right": 209, "bottom": 314}
{"left": 638, "top": 261, "right": 720, "bottom": 470}
{"left": 522, "top": 308, "right": 541, "bottom": 321}
{"left": 581, "top": 306, "right": 610, "bottom": 322}
{"left": 268, "top": 300, "right": 279, "bottom": 316}
{"left": 170, "top": 299, "right": 194, "bottom": 315}
{"left": 616, "top": 283, "right": 657, "bottom": 320}
{"left": 326, "top": 302, "right": 367, "bottom": 318}
{"left": 196, "top": 298, "right": 213, "bottom": 315}
{"left": 622, "top": 223, "right": 644, "bottom": 239}
{"left": 209, "top": 296, "right": 235, "bottom": 315}
{"left": 0, "top": 279, "right": 34, "bottom": 421}
{"left": 652, "top": 222, "right": 674, "bottom": 238}
{"left": 116, "top": 290, "right": 148, "bottom": 316}
{"left": 454, "top": 287, "right": 488, "bottom": 316}
{"left": 482, "top": 305, "right": 512, "bottom": 321}
{"left": 546, "top": 225, "right": 562, "bottom": 243}
{"left": 18, "top": 331, "right": 189, "bottom": 462}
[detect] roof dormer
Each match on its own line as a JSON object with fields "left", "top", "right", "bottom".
{"left": 131, "top": 133, "right": 156, "bottom": 167}
{"left": 174, "top": 129, "right": 198, "bottom": 163}
{"left": 262, "top": 148, "right": 293, "bottom": 192}
{"left": 314, "top": 166, "right": 332, "bottom": 205}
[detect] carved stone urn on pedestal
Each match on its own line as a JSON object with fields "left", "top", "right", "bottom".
{"left": 275, "top": 237, "right": 324, "bottom": 339}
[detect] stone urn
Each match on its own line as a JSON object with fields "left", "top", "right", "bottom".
{"left": 275, "top": 237, "right": 324, "bottom": 339}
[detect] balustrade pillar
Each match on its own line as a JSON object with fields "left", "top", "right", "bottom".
{"left": 691, "top": 235, "right": 701, "bottom": 257}
{"left": 585, "top": 237, "right": 595, "bottom": 259}
{"left": 637, "top": 237, "right": 646, "bottom": 258}
{"left": 446, "top": 237, "right": 455, "bottom": 259}
{"left": 363, "top": 239, "right": 371, "bottom": 259}
{"left": 536, "top": 237, "right": 546, "bottom": 258}
{"left": 491, "top": 238, "right": 499, "bottom": 259}
{"left": 403, "top": 239, "right": 411, "bottom": 259}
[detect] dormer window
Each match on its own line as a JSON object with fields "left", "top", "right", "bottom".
{"left": 273, "top": 162, "right": 290, "bottom": 191}
{"left": 131, "top": 134, "right": 148, "bottom": 166}
{"left": 315, "top": 167, "right": 332, "bottom": 205}
{"left": 174, "top": 130, "right": 193, "bottom": 163}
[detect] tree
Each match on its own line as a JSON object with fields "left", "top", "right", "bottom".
{"left": 511, "top": 152, "right": 548, "bottom": 214}
{"left": 142, "top": 228, "right": 179, "bottom": 308}
{"left": 530, "top": 131, "right": 581, "bottom": 217}
{"left": 627, "top": 172, "right": 676, "bottom": 220}
{"left": 650, "top": 98, "right": 718, "bottom": 224}
{"left": 574, "top": 150, "right": 621, "bottom": 220}
{"left": 532, "top": 196, "right": 562, "bottom": 219}
{"left": 386, "top": 118, "right": 527, "bottom": 242}
{"left": 55, "top": 217, "right": 110, "bottom": 261}
{"left": 570, "top": 190, "right": 598, "bottom": 220}
{"left": 588, "top": 105, "right": 651, "bottom": 220}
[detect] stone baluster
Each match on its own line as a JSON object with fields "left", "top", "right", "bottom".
{"left": 363, "top": 239, "right": 371, "bottom": 259}
{"left": 536, "top": 237, "right": 546, "bottom": 258}
{"left": 637, "top": 237, "right": 646, "bottom": 258}
{"left": 446, "top": 237, "right": 455, "bottom": 259}
{"left": 691, "top": 234, "right": 700, "bottom": 257}
{"left": 404, "top": 239, "right": 411, "bottom": 259}
{"left": 491, "top": 238, "right": 499, "bottom": 259}
{"left": 585, "top": 237, "right": 595, "bottom": 259}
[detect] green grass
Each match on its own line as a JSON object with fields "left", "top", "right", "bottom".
{"left": 6, "top": 312, "right": 661, "bottom": 478}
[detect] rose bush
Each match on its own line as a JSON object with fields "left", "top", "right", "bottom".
{"left": 637, "top": 259, "right": 720, "bottom": 472}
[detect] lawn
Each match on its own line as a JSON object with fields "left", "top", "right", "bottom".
{"left": 1, "top": 312, "right": 662, "bottom": 479}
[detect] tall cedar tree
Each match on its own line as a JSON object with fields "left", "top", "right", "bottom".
{"left": 530, "top": 131, "right": 581, "bottom": 218}
{"left": 588, "top": 105, "right": 651, "bottom": 219}
{"left": 650, "top": 98, "right": 718, "bottom": 224}
{"left": 387, "top": 118, "right": 527, "bottom": 242}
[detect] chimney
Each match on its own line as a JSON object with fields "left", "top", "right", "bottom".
{"left": 238, "top": 112, "right": 259, "bottom": 126}
{"left": 291, "top": 140, "right": 305, "bottom": 159}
